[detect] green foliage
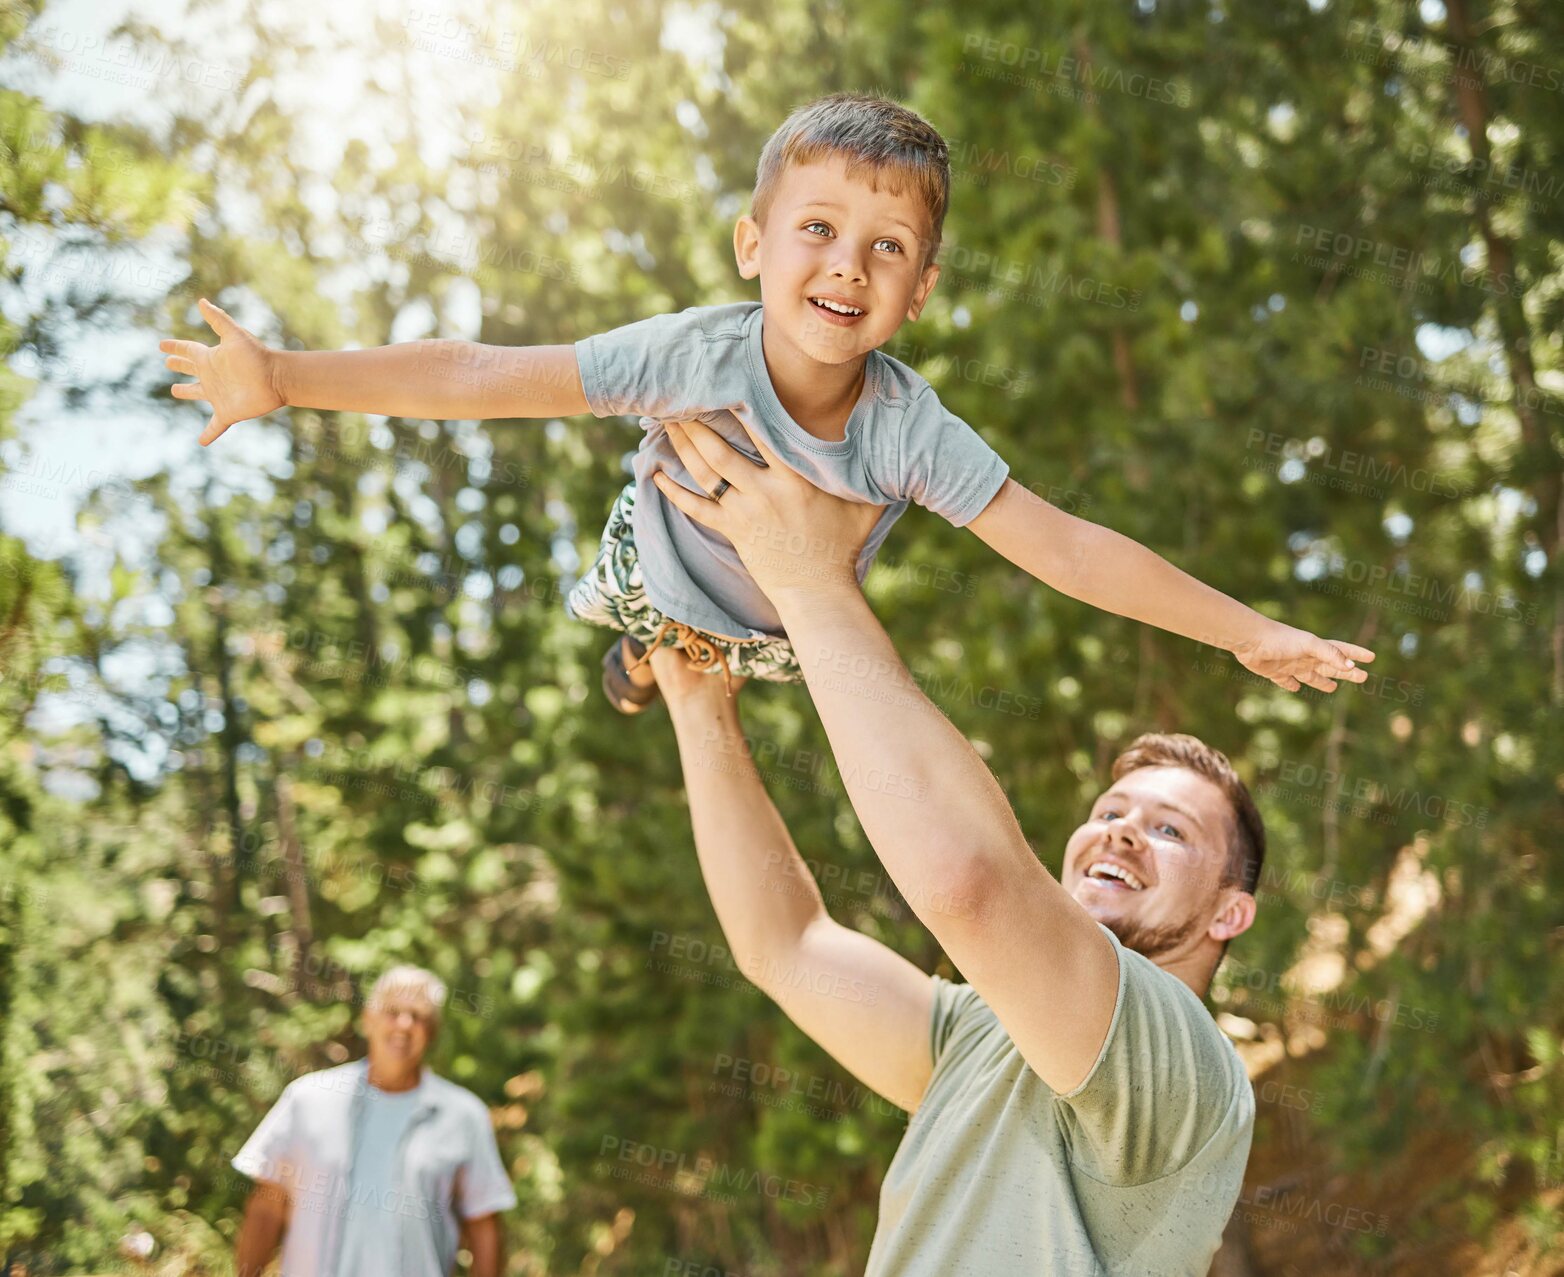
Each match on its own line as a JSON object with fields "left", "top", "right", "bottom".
{"left": 0, "top": 0, "right": 1560, "bottom": 1272}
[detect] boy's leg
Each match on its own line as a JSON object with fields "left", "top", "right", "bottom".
{"left": 567, "top": 481, "right": 804, "bottom": 698}
{"left": 566, "top": 483, "right": 662, "bottom": 698}
{"left": 569, "top": 483, "right": 735, "bottom": 703}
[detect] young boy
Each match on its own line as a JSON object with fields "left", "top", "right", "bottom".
{"left": 160, "top": 93, "right": 1373, "bottom": 710}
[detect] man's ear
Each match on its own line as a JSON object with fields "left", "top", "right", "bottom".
{"left": 906, "top": 261, "right": 940, "bottom": 322}
{"left": 1208, "top": 888, "right": 1257, "bottom": 944}
{"left": 734, "top": 215, "right": 762, "bottom": 280}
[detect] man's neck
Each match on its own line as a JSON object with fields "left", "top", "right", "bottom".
{"left": 759, "top": 316, "right": 869, "bottom": 441}
{"left": 1153, "top": 947, "right": 1218, "bottom": 1000}
{"left": 366, "top": 1060, "right": 422, "bottom": 1093}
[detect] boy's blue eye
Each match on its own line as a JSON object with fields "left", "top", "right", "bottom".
{"left": 1158, "top": 823, "right": 1184, "bottom": 840}
{"left": 803, "top": 221, "right": 832, "bottom": 237}
{"left": 875, "top": 238, "right": 903, "bottom": 254}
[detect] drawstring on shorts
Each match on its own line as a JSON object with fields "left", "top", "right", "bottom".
{"left": 625, "top": 619, "right": 735, "bottom": 697}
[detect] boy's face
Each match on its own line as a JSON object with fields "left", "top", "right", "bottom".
{"left": 734, "top": 155, "right": 941, "bottom": 366}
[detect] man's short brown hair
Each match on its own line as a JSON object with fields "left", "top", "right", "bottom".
{"left": 751, "top": 92, "right": 950, "bottom": 269}
{"left": 1111, "top": 733, "right": 1266, "bottom": 895}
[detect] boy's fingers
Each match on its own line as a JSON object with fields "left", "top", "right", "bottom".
{"left": 1335, "top": 641, "right": 1376, "bottom": 665}
{"left": 198, "top": 297, "right": 237, "bottom": 337}
{"left": 1310, "top": 637, "right": 1360, "bottom": 675}
{"left": 1316, "top": 640, "right": 1371, "bottom": 681}
{"left": 1300, "top": 671, "right": 1339, "bottom": 694}
{"left": 199, "top": 416, "right": 231, "bottom": 447}
{"left": 1273, "top": 673, "right": 1301, "bottom": 693}
{"left": 171, "top": 381, "right": 206, "bottom": 400}
{"left": 159, "top": 338, "right": 201, "bottom": 358}
{"left": 652, "top": 470, "right": 720, "bottom": 531}
{"left": 165, "top": 355, "right": 197, "bottom": 375}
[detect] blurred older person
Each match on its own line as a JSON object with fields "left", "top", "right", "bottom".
{"left": 233, "top": 964, "right": 514, "bottom": 1276}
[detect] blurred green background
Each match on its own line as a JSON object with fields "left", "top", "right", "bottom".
{"left": 0, "top": 0, "right": 1560, "bottom": 1272}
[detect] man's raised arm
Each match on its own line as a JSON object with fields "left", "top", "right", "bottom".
{"left": 654, "top": 647, "right": 938, "bottom": 1114}
{"left": 654, "top": 420, "right": 1121, "bottom": 1095}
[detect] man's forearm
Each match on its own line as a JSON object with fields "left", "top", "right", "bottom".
{"left": 772, "top": 585, "right": 1033, "bottom": 907}
{"left": 665, "top": 688, "right": 827, "bottom": 966}
{"left": 272, "top": 341, "right": 588, "bottom": 421}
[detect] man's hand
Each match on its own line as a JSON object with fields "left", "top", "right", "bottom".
{"left": 651, "top": 419, "right": 883, "bottom": 602}
{"left": 160, "top": 298, "right": 285, "bottom": 446}
{"left": 1231, "top": 620, "right": 1375, "bottom": 693}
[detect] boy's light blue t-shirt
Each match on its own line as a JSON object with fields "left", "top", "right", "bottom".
{"left": 575, "top": 302, "right": 1010, "bottom": 640}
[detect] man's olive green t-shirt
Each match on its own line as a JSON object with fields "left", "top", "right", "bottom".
{"left": 865, "top": 927, "right": 1253, "bottom": 1277}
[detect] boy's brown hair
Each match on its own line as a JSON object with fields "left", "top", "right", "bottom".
{"left": 1111, "top": 733, "right": 1266, "bottom": 896}
{"left": 751, "top": 92, "right": 950, "bottom": 269}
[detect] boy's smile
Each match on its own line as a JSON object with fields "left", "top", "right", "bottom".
{"left": 735, "top": 156, "right": 941, "bottom": 370}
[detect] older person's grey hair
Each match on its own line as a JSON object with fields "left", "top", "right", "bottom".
{"left": 367, "top": 964, "right": 448, "bottom": 1026}
{"left": 752, "top": 92, "right": 950, "bottom": 269}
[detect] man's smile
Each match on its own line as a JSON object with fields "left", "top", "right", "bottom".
{"left": 1081, "top": 856, "right": 1149, "bottom": 892}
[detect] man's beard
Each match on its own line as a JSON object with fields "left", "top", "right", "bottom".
{"left": 1101, "top": 909, "right": 1205, "bottom": 962}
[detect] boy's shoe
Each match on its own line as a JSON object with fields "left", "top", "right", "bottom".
{"left": 602, "top": 634, "right": 661, "bottom": 715}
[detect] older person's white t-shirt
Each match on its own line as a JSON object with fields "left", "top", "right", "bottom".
{"left": 233, "top": 1060, "right": 516, "bottom": 1276}
{"left": 335, "top": 1084, "right": 423, "bottom": 1276}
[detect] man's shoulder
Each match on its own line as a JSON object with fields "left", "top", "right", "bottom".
{"left": 1120, "top": 943, "right": 1244, "bottom": 1058}
{"left": 288, "top": 1059, "right": 369, "bottom": 1098}
{"left": 421, "top": 1071, "right": 494, "bottom": 1122}
{"left": 1111, "top": 940, "right": 1255, "bottom": 1120}
{"left": 929, "top": 973, "right": 1007, "bottom": 1063}
{"left": 957, "top": 929, "right": 1249, "bottom": 1102}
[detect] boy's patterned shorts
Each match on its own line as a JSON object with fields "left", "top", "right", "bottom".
{"left": 566, "top": 482, "right": 804, "bottom": 684}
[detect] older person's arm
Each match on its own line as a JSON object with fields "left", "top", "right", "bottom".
{"left": 462, "top": 1213, "right": 502, "bottom": 1277}
{"left": 235, "top": 1180, "right": 289, "bottom": 1276}
{"left": 653, "top": 421, "right": 1119, "bottom": 1094}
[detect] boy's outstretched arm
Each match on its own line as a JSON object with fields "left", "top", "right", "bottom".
{"left": 160, "top": 297, "right": 589, "bottom": 445}
{"left": 966, "top": 478, "right": 1375, "bottom": 693}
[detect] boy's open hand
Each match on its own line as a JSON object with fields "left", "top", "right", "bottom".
{"left": 1232, "top": 620, "right": 1375, "bottom": 694}
{"left": 159, "top": 298, "right": 284, "bottom": 446}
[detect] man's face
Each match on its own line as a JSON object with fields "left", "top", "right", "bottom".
{"left": 735, "top": 155, "right": 940, "bottom": 366}
{"left": 363, "top": 984, "right": 438, "bottom": 1073}
{"left": 1060, "top": 766, "right": 1252, "bottom": 962}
